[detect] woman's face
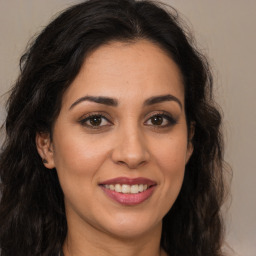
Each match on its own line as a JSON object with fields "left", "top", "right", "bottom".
{"left": 38, "top": 40, "right": 193, "bottom": 239}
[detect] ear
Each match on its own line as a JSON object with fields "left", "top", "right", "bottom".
{"left": 185, "top": 122, "right": 195, "bottom": 164}
{"left": 36, "top": 132, "right": 55, "bottom": 169}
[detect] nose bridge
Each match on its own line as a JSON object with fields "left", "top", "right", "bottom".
{"left": 111, "top": 122, "right": 150, "bottom": 169}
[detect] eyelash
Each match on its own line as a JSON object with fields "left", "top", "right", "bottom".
{"left": 79, "top": 113, "right": 112, "bottom": 129}
{"left": 78, "top": 112, "right": 177, "bottom": 129}
{"left": 144, "top": 112, "right": 177, "bottom": 128}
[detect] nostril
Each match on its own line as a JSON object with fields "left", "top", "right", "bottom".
{"left": 117, "top": 160, "right": 126, "bottom": 165}
{"left": 115, "top": 159, "right": 147, "bottom": 169}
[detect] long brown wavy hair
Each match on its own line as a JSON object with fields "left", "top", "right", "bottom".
{"left": 0, "top": 0, "right": 228, "bottom": 255}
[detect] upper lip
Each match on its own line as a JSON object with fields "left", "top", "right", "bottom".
{"left": 99, "top": 177, "right": 156, "bottom": 186}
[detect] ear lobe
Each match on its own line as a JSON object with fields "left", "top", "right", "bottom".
{"left": 186, "top": 122, "right": 195, "bottom": 164}
{"left": 36, "top": 132, "right": 55, "bottom": 169}
{"left": 186, "top": 140, "right": 194, "bottom": 164}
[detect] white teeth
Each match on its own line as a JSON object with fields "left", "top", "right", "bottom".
{"left": 103, "top": 184, "right": 149, "bottom": 194}
{"left": 130, "top": 184, "right": 138, "bottom": 194}
{"left": 115, "top": 184, "right": 122, "bottom": 192}
{"left": 121, "top": 184, "right": 130, "bottom": 193}
{"left": 138, "top": 184, "right": 144, "bottom": 192}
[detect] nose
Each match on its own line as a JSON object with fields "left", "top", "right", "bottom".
{"left": 111, "top": 126, "right": 150, "bottom": 169}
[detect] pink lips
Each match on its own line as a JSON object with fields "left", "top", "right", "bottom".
{"left": 99, "top": 177, "right": 156, "bottom": 206}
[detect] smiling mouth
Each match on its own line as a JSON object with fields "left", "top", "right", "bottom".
{"left": 99, "top": 177, "right": 156, "bottom": 205}
{"left": 102, "top": 184, "right": 151, "bottom": 194}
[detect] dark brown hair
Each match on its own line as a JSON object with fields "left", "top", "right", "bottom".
{"left": 0, "top": 0, "right": 227, "bottom": 255}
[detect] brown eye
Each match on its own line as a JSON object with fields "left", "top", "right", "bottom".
{"left": 151, "top": 115, "right": 163, "bottom": 125}
{"left": 90, "top": 116, "right": 102, "bottom": 126}
{"left": 79, "top": 114, "right": 112, "bottom": 128}
{"left": 144, "top": 113, "right": 177, "bottom": 128}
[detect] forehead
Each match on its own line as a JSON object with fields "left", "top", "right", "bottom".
{"left": 62, "top": 39, "right": 184, "bottom": 108}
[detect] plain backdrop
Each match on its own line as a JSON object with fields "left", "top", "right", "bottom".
{"left": 0, "top": 1, "right": 255, "bottom": 256}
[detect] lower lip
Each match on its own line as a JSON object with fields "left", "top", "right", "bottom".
{"left": 100, "top": 186, "right": 156, "bottom": 206}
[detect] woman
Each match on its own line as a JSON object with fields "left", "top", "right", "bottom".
{"left": 0, "top": 0, "right": 227, "bottom": 255}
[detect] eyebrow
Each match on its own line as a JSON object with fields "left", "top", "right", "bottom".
{"left": 69, "top": 94, "right": 182, "bottom": 110}
{"left": 143, "top": 94, "right": 182, "bottom": 109}
{"left": 69, "top": 96, "right": 118, "bottom": 110}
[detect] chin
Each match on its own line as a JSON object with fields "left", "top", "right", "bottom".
{"left": 99, "top": 212, "right": 162, "bottom": 239}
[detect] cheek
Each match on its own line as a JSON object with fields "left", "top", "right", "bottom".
{"left": 52, "top": 133, "right": 111, "bottom": 212}
{"left": 158, "top": 146, "right": 186, "bottom": 190}
{"left": 153, "top": 133, "right": 188, "bottom": 173}
{"left": 52, "top": 131, "right": 112, "bottom": 195}
{"left": 152, "top": 134, "right": 188, "bottom": 203}
{"left": 53, "top": 129, "right": 107, "bottom": 170}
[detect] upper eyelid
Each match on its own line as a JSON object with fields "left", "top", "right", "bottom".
{"left": 79, "top": 112, "right": 112, "bottom": 121}
{"left": 144, "top": 110, "right": 174, "bottom": 119}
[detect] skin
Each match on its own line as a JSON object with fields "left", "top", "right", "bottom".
{"left": 37, "top": 39, "right": 193, "bottom": 256}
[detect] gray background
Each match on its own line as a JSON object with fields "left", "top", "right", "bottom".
{"left": 0, "top": 1, "right": 255, "bottom": 255}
